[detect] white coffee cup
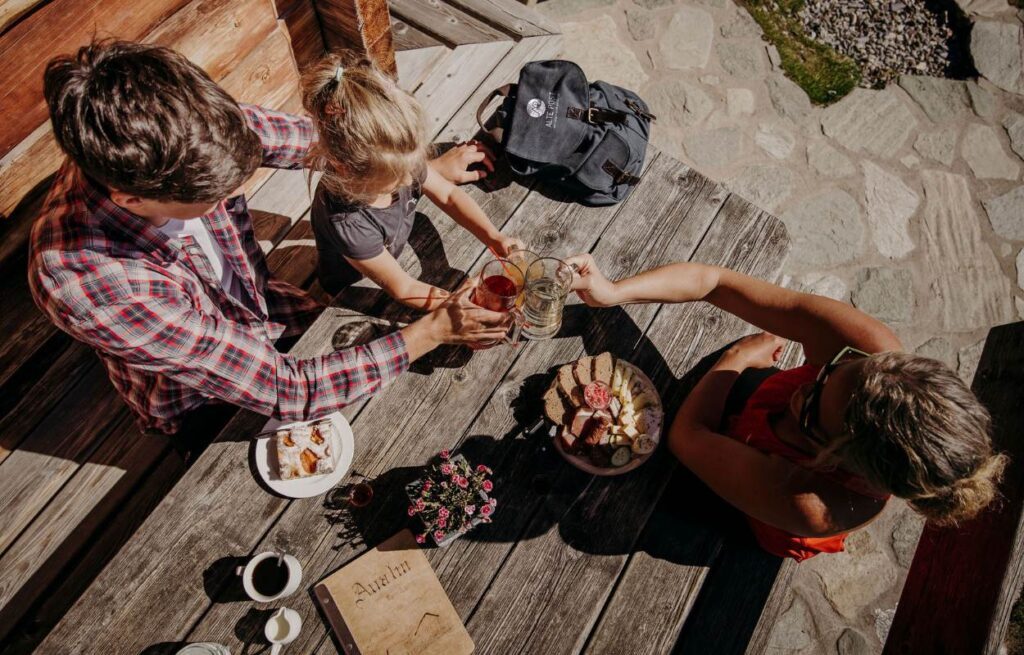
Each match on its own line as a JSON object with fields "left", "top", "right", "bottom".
{"left": 265, "top": 607, "right": 302, "bottom": 655}
{"left": 235, "top": 552, "right": 302, "bottom": 602}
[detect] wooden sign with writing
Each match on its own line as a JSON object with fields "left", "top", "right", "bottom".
{"left": 314, "top": 530, "right": 474, "bottom": 655}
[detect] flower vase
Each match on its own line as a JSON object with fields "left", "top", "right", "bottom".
{"left": 406, "top": 454, "right": 490, "bottom": 547}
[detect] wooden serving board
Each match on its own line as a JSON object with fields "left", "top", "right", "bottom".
{"left": 314, "top": 530, "right": 474, "bottom": 655}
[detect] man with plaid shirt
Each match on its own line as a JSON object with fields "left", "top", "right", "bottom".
{"left": 30, "top": 41, "right": 508, "bottom": 435}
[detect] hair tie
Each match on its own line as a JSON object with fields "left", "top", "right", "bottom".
{"left": 334, "top": 65, "right": 345, "bottom": 82}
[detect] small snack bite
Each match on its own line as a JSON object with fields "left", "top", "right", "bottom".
{"left": 276, "top": 421, "right": 336, "bottom": 480}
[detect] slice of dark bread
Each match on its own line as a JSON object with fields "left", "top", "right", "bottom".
{"left": 573, "top": 356, "right": 594, "bottom": 386}
{"left": 592, "top": 352, "right": 615, "bottom": 387}
{"left": 557, "top": 364, "right": 579, "bottom": 405}
{"left": 543, "top": 385, "right": 572, "bottom": 425}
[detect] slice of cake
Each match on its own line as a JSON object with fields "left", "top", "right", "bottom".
{"left": 276, "top": 420, "right": 336, "bottom": 480}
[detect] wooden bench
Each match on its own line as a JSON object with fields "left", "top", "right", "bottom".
{"left": 884, "top": 321, "right": 1024, "bottom": 655}
{"left": 0, "top": 1, "right": 561, "bottom": 651}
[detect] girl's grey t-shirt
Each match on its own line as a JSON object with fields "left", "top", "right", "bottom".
{"left": 311, "top": 168, "right": 426, "bottom": 293}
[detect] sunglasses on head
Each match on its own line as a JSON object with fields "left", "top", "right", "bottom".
{"left": 798, "top": 346, "right": 870, "bottom": 442}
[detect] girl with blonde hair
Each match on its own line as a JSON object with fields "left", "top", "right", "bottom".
{"left": 303, "top": 51, "right": 521, "bottom": 306}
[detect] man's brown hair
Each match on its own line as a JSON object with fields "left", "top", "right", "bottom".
{"left": 44, "top": 40, "right": 262, "bottom": 203}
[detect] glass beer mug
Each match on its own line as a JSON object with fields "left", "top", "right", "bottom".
{"left": 521, "top": 257, "right": 574, "bottom": 340}
{"left": 471, "top": 258, "right": 525, "bottom": 347}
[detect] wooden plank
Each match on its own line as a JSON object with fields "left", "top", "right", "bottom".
{"left": 0, "top": 342, "right": 96, "bottom": 466}
{"left": 389, "top": 0, "right": 508, "bottom": 47}
{"left": 0, "top": 122, "right": 60, "bottom": 224}
{"left": 315, "top": 0, "right": 396, "bottom": 76}
{"left": 1, "top": 450, "right": 186, "bottom": 655}
{"left": 0, "top": 0, "right": 43, "bottom": 33}
{"left": 282, "top": 0, "right": 326, "bottom": 72}
{"left": 0, "top": 0, "right": 191, "bottom": 159}
{"left": 435, "top": 34, "right": 563, "bottom": 144}
{"left": 673, "top": 535, "right": 796, "bottom": 654}
{"left": 885, "top": 322, "right": 1024, "bottom": 655}
{"left": 0, "top": 417, "right": 174, "bottom": 642}
{"left": 416, "top": 40, "right": 513, "bottom": 139}
{"left": 219, "top": 25, "right": 301, "bottom": 110}
{"left": 144, "top": 0, "right": 278, "bottom": 81}
{"left": 442, "top": 0, "right": 558, "bottom": 38}
{"left": 391, "top": 14, "right": 445, "bottom": 51}
{"left": 464, "top": 193, "right": 789, "bottom": 654}
{"left": 396, "top": 44, "right": 449, "bottom": 92}
{"left": 0, "top": 365, "right": 124, "bottom": 558}
{"left": 582, "top": 475, "right": 722, "bottom": 655}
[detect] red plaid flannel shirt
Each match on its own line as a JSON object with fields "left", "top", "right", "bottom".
{"left": 29, "top": 104, "right": 409, "bottom": 434}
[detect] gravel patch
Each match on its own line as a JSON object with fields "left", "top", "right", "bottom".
{"left": 797, "top": 0, "right": 971, "bottom": 88}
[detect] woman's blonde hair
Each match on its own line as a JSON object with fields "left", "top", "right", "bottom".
{"left": 301, "top": 51, "right": 429, "bottom": 204}
{"left": 817, "top": 352, "right": 1008, "bottom": 526}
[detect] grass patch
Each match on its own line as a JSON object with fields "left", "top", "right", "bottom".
{"left": 739, "top": 0, "right": 861, "bottom": 105}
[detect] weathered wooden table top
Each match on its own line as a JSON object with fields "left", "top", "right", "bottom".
{"left": 39, "top": 148, "right": 791, "bottom": 655}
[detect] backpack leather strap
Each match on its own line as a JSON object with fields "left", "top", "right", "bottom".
{"left": 476, "top": 84, "right": 513, "bottom": 145}
{"left": 602, "top": 161, "right": 641, "bottom": 185}
{"left": 567, "top": 106, "right": 628, "bottom": 125}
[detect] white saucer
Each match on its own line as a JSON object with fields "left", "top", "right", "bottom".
{"left": 253, "top": 412, "right": 354, "bottom": 498}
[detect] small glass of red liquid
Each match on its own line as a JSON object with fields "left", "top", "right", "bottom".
{"left": 471, "top": 259, "right": 524, "bottom": 348}
{"left": 348, "top": 482, "right": 374, "bottom": 508}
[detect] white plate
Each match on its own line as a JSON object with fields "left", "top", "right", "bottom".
{"left": 253, "top": 412, "right": 354, "bottom": 498}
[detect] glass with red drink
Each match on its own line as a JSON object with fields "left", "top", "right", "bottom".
{"left": 471, "top": 259, "right": 524, "bottom": 348}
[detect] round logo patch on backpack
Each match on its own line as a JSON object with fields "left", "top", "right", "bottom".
{"left": 527, "top": 98, "right": 546, "bottom": 118}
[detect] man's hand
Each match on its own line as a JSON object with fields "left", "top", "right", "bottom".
{"left": 402, "top": 279, "right": 511, "bottom": 359}
{"left": 720, "top": 332, "right": 786, "bottom": 370}
{"left": 430, "top": 140, "right": 496, "bottom": 184}
{"left": 564, "top": 253, "right": 621, "bottom": 308}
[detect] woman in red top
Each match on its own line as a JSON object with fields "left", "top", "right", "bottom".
{"left": 566, "top": 255, "right": 1006, "bottom": 560}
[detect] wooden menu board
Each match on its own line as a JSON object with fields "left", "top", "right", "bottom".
{"left": 314, "top": 530, "right": 474, "bottom": 655}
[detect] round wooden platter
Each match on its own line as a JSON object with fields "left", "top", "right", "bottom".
{"left": 551, "top": 361, "right": 663, "bottom": 477}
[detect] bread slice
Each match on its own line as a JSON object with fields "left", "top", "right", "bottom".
{"left": 556, "top": 364, "right": 582, "bottom": 408}
{"left": 543, "top": 385, "right": 572, "bottom": 425}
{"left": 573, "top": 356, "right": 594, "bottom": 386}
{"left": 592, "top": 352, "right": 615, "bottom": 387}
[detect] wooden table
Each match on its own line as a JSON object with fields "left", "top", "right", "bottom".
{"left": 38, "top": 147, "right": 791, "bottom": 654}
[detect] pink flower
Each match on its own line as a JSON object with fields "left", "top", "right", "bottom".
{"left": 423, "top": 480, "right": 432, "bottom": 492}
{"left": 457, "top": 477, "right": 469, "bottom": 489}
{"left": 489, "top": 497, "right": 497, "bottom": 507}
{"left": 416, "top": 533, "right": 426, "bottom": 544}
{"left": 480, "top": 503, "right": 493, "bottom": 516}
{"left": 465, "top": 504, "right": 476, "bottom": 515}
{"left": 440, "top": 463, "right": 453, "bottom": 475}
{"left": 438, "top": 507, "right": 450, "bottom": 519}
{"left": 476, "top": 464, "right": 489, "bottom": 473}
{"left": 408, "top": 505, "right": 417, "bottom": 516}
{"left": 437, "top": 516, "right": 447, "bottom": 528}
{"left": 434, "top": 529, "right": 446, "bottom": 541}
{"left": 482, "top": 480, "right": 494, "bottom": 492}
{"left": 440, "top": 449, "right": 451, "bottom": 459}
{"left": 416, "top": 498, "right": 425, "bottom": 510}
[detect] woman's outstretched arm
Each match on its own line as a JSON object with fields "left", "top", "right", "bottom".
{"left": 565, "top": 255, "right": 900, "bottom": 365}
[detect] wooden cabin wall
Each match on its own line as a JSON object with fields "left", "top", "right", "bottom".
{"left": 0, "top": 0, "right": 326, "bottom": 248}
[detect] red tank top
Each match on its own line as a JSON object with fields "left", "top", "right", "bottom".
{"left": 724, "top": 364, "right": 889, "bottom": 561}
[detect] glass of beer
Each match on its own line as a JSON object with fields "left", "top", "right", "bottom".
{"left": 471, "top": 259, "right": 525, "bottom": 347}
{"left": 522, "top": 257, "right": 574, "bottom": 340}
